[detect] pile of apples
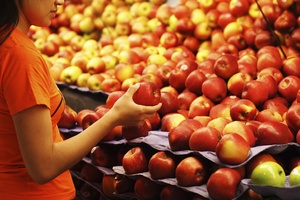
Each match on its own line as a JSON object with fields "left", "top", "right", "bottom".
{"left": 35, "top": 0, "right": 300, "bottom": 199}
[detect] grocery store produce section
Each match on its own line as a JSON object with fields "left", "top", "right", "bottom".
{"left": 29, "top": 0, "right": 300, "bottom": 199}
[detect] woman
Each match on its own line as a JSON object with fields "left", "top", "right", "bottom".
{"left": 0, "top": 0, "right": 161, "bottom": 199}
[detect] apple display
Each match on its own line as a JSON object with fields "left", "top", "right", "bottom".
{"left": 250, "top": 161, "right": 286, "bottom": 187}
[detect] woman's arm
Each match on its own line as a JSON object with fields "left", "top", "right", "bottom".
{"left": 13, "top": 84, "right": 161, "bottom": 184}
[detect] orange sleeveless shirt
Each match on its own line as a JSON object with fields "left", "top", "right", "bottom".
{"left": 0, "top": 28, "right": 75, "bottom": 200}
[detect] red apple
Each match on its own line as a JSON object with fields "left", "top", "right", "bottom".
{"left": 86, "top": 56, "right": 106, "bottom": 75}
{"left": 101, "top": 77, "right": 122, "bottom": 93}
{"left": 81, "top": 111, "right": 101, "bottom": 130}
{"left": 122, "top": 146, "right": 148, "bottom": 174}
{"left": 207, "top": 116, "right": 231, "bottom": 133}
{"left": 148, "top": 151, "right": 176, "bottom": 180}
{"left": 230, "top": 99, "right": 258, "bottom": 121}
{"left": 160, "top": 112, "right": 187, "bottom": 132}
{"left": 255, "top": 109, "right": 283, "bottom": 123}
{"left": 227, "top": 72, "right": 253, "bottom": 97}
{"left": 155, "top": 64, "right": 173, "bottom": 87}
{"left": 206, "top": 167, "right": 241, "bottom": 200}
{"left": 76, "top": 109, "right": 95, "bottom": 128}
{"left": 168, "top": 124, "right": 194, "bottom": 151}
{"left": 241, "top": 80, "right": 269, "bottom": 107}
{"left": 169, "top": 69, "right": 190, "bottom": 93}
{"left": 263, "top": 98, "right": 289, "bottom": 116}
{"left": 229, "top": 0, "right": 250, "bottom": 17}
{"left": 185, "top": 69, "right": 207, "bottom": 96}
{"left": 175, "top": 156, "right": 208, "bottom": 187}
{"left": 158, "top": 91, "right": 180, "bottom": 117}
{"left": 189, "top": 126, "right": 221, "bottom": 152}
{"left": 105, "top": 90, "right": 126, "bottom": 109}
{"left": 114, "top": 174, "right": 135, "bottom": 194}
{"left": 134, "top": 176, "right": 163, "bottom": 200}
{"left": 222, "top": 120, "right": 256, "bottom": 147}
{"left": 216, "top": 133, "right": 251, "bottom": 165}
{"left": 90, "top": 145, "right": 118, "bottom": 168}
{"left": 177, "top": 89, "right": 198, "bottom": 110}
{"left": 209, "top": 103, "right": 232, "bottom": 120}
{"left": 132, "top": 81, "right": 161, "bottom": 106}
{"left": 257, "top": 74, "right": 278, "bottom": 99}
{"left": 140, "top": 73, "right": 163, "bottom": 89}
{"left": 274, "top": 10, "right": 297, "bottom": 34}
{"left": 255, "top": 121, "right": 295, "bottom": 146}
{"left": 278, "top": 75, "right": 300, "bottom": 103}
{"left": 285, "top": 103, "right": 300, "bottom": 134}
{"left": 122, "top": 119, "right": 150, "bottom": 141}
{"left": 220, "top": 95, "right": 240, "bottom": 106}
{"left": 213, "top": 54, "right": 239, "bottom": 80}
{"left": 256, "top": 46, "right": 283, "bottom": 72}
{"left": 202, "top": 76, "right": 228, "bottom": 103}
{"left": 144, "top": 111, "right": 161, "bottom": 130}
{"left": 57, "top": 105, "right": 78, "bottom": 129}
{"left": 176, "top": 17, "right": 196, "bottom": 35}
{"left": 257, "top": 67, "right": 284, "bottom": 84}
{"left": 159, "top": 31, "right": 179, "bottom": 48}
{"left": 188, "top": 95, "right": 215, "bottom": 119}
{"left": 282, "top": 56, "right": 300, "bottom": 77}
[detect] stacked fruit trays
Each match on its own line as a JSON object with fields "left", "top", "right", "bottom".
{"left": 35, "top": 0, "right": 300, "bottom": 199}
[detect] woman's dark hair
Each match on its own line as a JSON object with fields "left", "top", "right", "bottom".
{"left": 0, "top": 1, "right": 19, "bottom": 45}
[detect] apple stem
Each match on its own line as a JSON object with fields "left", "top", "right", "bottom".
{"left": 254, "top": 0, "right": 287, "bottom": 59}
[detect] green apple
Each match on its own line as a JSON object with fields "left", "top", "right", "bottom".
{"left": 289, "top": 165, "right": 300, "bottom": 186}
{"left": 251, "top": 161, "right": 286, "bottom": 187}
